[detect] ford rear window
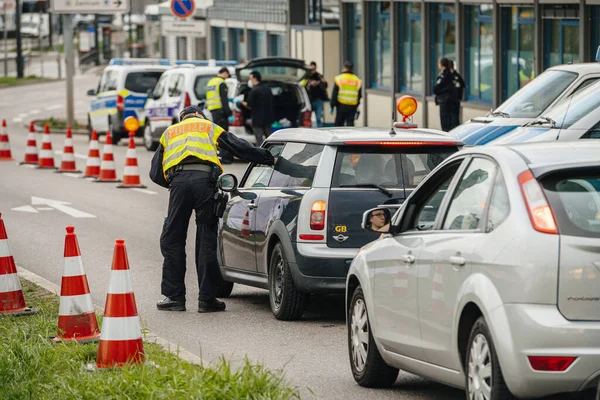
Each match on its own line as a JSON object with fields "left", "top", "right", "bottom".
{"left": 542, "top": 167, "right": 600, "bottom": 237}
{"left": 331, "top": 146, "right": 456, "bottom": 190}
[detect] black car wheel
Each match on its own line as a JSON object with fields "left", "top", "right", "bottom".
{"left": 109, "top": 118, "right": 121, "bottom": 145}
{"left": 348, "top": 287, "right": 399, "bottom": 387}
{"left": 465, "top": 317, "right": 515, "bottom": 400}
{"left": 268, "top": 243, "right": 306, "bottom": 321}
{"left": 144, "top": 122, "right": 158, "bottom": 151}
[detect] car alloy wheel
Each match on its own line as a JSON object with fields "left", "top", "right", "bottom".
{"left": 468, "top": 333, "right": 492, "bottom": 400}
{"left": 273, "top": 256, "right": 285, "bottom": 310}
{"left": 350, "top": 298, "right": 369, "bottom": 372}
{"left": 144, "top": 123, "right": 158, "bottom": 151}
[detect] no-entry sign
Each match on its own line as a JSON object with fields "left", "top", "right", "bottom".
{"left": 170, "top": 0, "right": 195, "bottom": 19}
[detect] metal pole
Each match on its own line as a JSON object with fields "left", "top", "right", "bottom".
{"left": 3, "top": 3, "right": 7, "bottom": 77}
{"left": 39, "top": 8, "right": 43, "bottom": 78}
{"left": 54, "top": 14, "right": 61, "bottom": 79}
{"left": 15, "top": 0, "right": 23, "bottom": 78}
{"left": 63, "top": 14, "right": 74, "bottom": 127}
{"left": 128, "top": 9, "right": 133, "bottom": 57}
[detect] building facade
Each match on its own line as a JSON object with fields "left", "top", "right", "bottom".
{"left": 341, "top": 0, "right": 600, "bottom": 129}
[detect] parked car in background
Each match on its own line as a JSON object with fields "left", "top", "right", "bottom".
{"left": 216, "top": 102, "right": 463, "bottom": 321}
{"left": 143, "top": 63, "right": 236, "bottom": 151}
{"left": 489, "top": 79, "right": 600, "bottom": 145}
{"left": 229, "top": 57, "right": 313, "bottom": 144}
{"left": 347, "top": 141, "right": 600, "bottom": 399}
{"left": 87, "top": 59, "right": 168, "bottom": 144}
{"left": 450, "top": 58, "right": 600, "bottom": 145}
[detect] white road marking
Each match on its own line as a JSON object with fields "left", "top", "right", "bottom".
{"left": 13, "top": 117, "right": 23, "bottom": 123}
{"left": 29, "top": 110, "right": 40, "bottom": 115}
{"left": 63, "top": 173, "right": 82, "bottom": 178}
{"left": 36, "top": 207, "right": 55, "bottom": 211}
{"left": 21, "top": 164, "right": 36, "bottom": 169}
{"left": 31, "top": 196, "right": 96, "bottom": 218}
{"left": 132, "top": 188, "right": 158, "bottom": 195}
{"left": 55, "top": 150, "right": 87, "bottom": 160}
{"left": 46, "top": 105, "right": 63, "bottom": 111}
{"left": 11, "top": 205, "right": 38, "bottom": 213}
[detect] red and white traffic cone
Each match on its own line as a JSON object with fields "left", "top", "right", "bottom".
{"left": 56, "top": 127, "right": 81, "bottom": 173}
{"left": 94, "top": 131, "right": 121, "bottom": 183}
{"left": 52, "top": 226, "right": 101, "bottom": 343}
{"left": 0, "top": 213, "right": 37, "bottom": 316}
{"left": 83, "top": 130, "right": 101, "bottom": 178}
{"left": 117, "top": 132, "right": 146, "bottom": 189}
{"left": 241, "top": 210, "right": 251, "bottom": 237}
{"left": 20, "top": 121, "right": 39, "bottom": 166}
{"left": 96, "top": 239, "right": 145, "bottom": 368}
{"left": 0, "top": 119, "right": 14, "bottom": 161}
{"left": 37, "top": 123, "right": 56, "bottom": 169}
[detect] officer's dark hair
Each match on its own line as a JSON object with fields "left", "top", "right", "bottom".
{"left": 179, "top": 106, "right": 206, "bottom": 121}
{"left": 310, "top": 61, "right": 317, "bottom": 67}
{"left": 448, "top": 60, "right": 455, "bottom": 69}
{"left": 344, "top": 61, "right": 354, "bottom": 72}
{"left": 218, "top": 67, "right": 230, "bottom": 76}
{"left": 249, "top": 70, "right": 262, "bottom": 82}
{"left": 439, "top": 58, "right": 450, "bottom": 69}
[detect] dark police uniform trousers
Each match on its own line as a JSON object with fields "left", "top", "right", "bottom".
{"left": 160, "top": 165, "right": 222, "bottom": 303}
{"left": 335, "top": 104, "right": 358, "bottom": 127}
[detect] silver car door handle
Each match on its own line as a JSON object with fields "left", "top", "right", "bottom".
{"left": 449, "top": 256, "right": 466, "bottom": 266}
{"left": 401, "top": 254, "right": 415, "bottom": 264}
{"left": 247, "top": 203, "right": 257, "bottom": 210}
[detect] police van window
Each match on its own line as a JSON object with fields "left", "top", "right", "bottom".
{"left": 124, "top": 71, "right": 163, "bottom": 94}
{"left": 269, "top": 143, "right": 324, "bottom": 188}
{"left": 582, "top": 121, "right": 600, "bottom": 139}
{"left": 332, "top": 146, "right": 456, "bottom": 189}
{"left": 242, "top": 144, "right": 284, "bottom": 188}
{"left": 153, "top": 74, "right": 169, "bottom": 99}
{"left": 169, "top": 75, "right": 185, "bottom": 97}
{"left": 194, "top": 76, "right": 213, "bottom": 100}
{"left": 100, "top": 70, "right": 117, "bottom": 92}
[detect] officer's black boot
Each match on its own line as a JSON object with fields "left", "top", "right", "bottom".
{"left": 198, "top": 298, "right": 226, "bottom": 313}
{"left": 157, "top": 297, "right": 186, "bottom": 311}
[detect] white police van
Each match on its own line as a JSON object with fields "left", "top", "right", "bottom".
{"left": 86, "top": 58, "right": 170, "bottom": 144}
{"left": 143, "top": 61, "right": 236, "bottom": 151}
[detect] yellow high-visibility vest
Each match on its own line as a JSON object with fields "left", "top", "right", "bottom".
{"left": 206, "top": 77, "right": 225, "bottom": 111}
{"left": 160, "top": 117, "right": 224, "bottom": 175}
{"left": 334, "top": 73, "right": 361, "bottom": 106}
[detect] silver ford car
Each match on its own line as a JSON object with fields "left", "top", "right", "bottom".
{"left": 346, "top": 141, "right": 600, "bottom": 399}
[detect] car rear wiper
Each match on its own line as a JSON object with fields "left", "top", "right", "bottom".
{"left": 339, "top": 184, "right": 393, "bottom": 198}
{"left": 488, "top": 110, "right": 510, "bottom": 118}
{"left": 528, "top": 116, "right": 557, "bottom": 128}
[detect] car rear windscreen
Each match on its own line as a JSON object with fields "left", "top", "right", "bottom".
{"left": 331, "top": 146, "right": 457, "bottom": 190}
{"left": 124, "top": 72, "right": 164, "bottom": 94}
{"left": 541, "top": 167, "right": 600, "bottom": 237}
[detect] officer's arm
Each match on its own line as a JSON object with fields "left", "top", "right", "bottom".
{"left": 219, "top": 82, "right": 231, "bottom": 116}
{"left": 218, "top": 131, "right": 275, "bottom": 165}
{"left": 276, "top": 157, "right": 317, "bottom": 179}
{"left": 331, "top": 83, "right": 339, "bottom": 108}
{"left": 149, "top": 141, "right": 169, "bottom": 188}
{"left": 433, "top": 73, "right": 452, "bottom": 95}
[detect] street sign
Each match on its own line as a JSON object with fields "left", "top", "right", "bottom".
{"left": 160, "top": 17, "right": 205, "bottom": 38}
{"left": 51, "top": 0, "right": 129, "bottom": 14}
{"left": 12, "top": 197, "right": 96, "bottom": 218}
{"left": 170, "top": 0, "right": 195, "bottom": 19}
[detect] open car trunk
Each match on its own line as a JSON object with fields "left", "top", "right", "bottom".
{"left": 238, "top": 81, "right": 307, "bottom": 129}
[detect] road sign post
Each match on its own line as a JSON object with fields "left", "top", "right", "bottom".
{"left": 50, "top": 0, "right": 130, "bottom": 130}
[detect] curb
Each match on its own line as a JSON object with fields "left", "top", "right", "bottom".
{"left": 16, "top": 265, "right": 205, "bottom": 367}
{"left": 24, "top": 121, "right": 89, "bottom": 135}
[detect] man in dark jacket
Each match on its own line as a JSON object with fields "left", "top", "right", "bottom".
{"left": 448, "top": 60, "right": 466, "bottom": 130}
{"left": 302, "top": 62, "right": 329, "bottom": 127}
{"left": 434, "top": 57, "right": 455, "bottom": 132}
{"left": 243, "top": 71, "right": 274, "bottom": 146}
{"left": 149, "top": 105, "right": 274, "bottom": 313}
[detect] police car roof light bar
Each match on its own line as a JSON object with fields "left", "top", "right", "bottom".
{"left": 109, "top": 58, "right": 171, "bottom": 66}
{"left": 173, "top": 60, "right": 238, "bottom": 67}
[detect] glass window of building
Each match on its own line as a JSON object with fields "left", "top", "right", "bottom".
{"left": 397, "top": 2, "right": 422, "bottom": 93}
{"left": 249, "top": 30, "right": 267, "bottom": 59}
{"left": 212, "top": 27, "right": 226, "bottom": 60}
{"left": 591, "top": 6, "right": 600, "bottom": 60}
{"left": 502, "top": 7, "right": 534, "bottom": 100}
{"left": 543, "top": 6, "right": 579, "bottom": 68}
{"left": 344, "top": 3, "right": 364, "bottom": 80}
{"left": 368, "top": 1, "right": 392, "bottom": 89}
{"left": 466, "top": 5, "right": 494, "bottom": 103}
{"left": 431, "top": 4, "right": 456, "bottom": 94}
{"left": 229, "top": 28, "right": 246, "bottom": 62}
{"left": 268, "top": 33, "right": 287, "bottom": 57}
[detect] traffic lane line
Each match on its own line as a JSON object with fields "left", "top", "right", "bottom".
{"left": 55, "top": 150, "right": 88, "bottom": 160}
{"left": 132, "top": 188, "right": 158, "bottom": 195}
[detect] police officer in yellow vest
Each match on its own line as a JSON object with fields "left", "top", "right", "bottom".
{"left": 206, "top": 67, "right": 234, "bottom": 164}
{"left": 331, "top": 61, "right": 362, "bottom": 127}
{"left": 151, "top": 105, "right": 274, "bottom": 313}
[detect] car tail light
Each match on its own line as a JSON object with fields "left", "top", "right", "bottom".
{"left": 299, "top": 234, "right": 325, "bottom": 241}
{"left": 518, "top": 170, "right": 557, "bottom": 234}
{"left": 184, "top": 92, "right": 192, "bottom": 108}
{"left": 231, "top": 110, "right": 243, "bottom": 127}
{"left": 302, "top": 110, "right": 312, "bottom": 127}
{"left": 310, "top": 200, "right": 326, "bottom": 231}
{"left": 343, "top": 141, "right": 457, "bottom": 146}
{"left": 116, "top": 94, "right": 124, "bottom": 111}
{"left": 528, "top": 356, "right": 576, "bottom": 372}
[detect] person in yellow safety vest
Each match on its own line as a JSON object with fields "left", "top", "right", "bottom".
{"left": 330, "top": 61, "right": 362, "bottom": 127}
{"left": 150, "top": 105, "right": 274, "bottom": 313}
{"left": 519, "top": 67, "right": 535, "bottom": 88}
{"left": 205, "top": 67, "right": 234, "bottom": 164}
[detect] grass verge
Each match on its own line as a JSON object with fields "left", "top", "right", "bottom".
{"left": 36, "top": 117, "right": 87, "bottom": 130}
{"left": 0, "top": 280, "right": 300, "bottom": 400}
{"left": 0, "top": 75, "right": 56, "bottom": 87}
